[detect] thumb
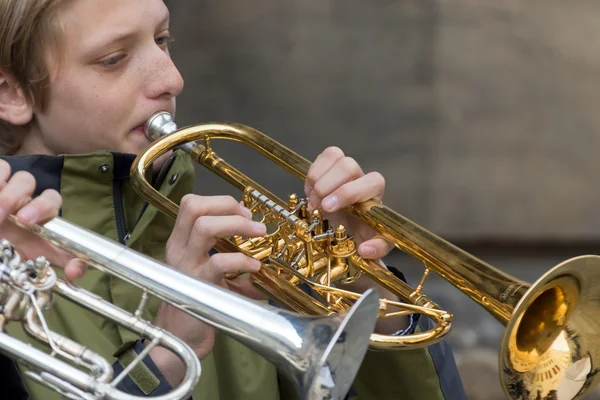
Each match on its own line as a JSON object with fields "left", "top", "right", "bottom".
{"left": 63, "top": 259, "right": 88, "bottom": 282}
{"left": 357, "top": 236, "right": 394, "bottom": 259}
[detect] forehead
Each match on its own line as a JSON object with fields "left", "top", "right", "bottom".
{"left": 56, "top": 0, "right": 169, "bottom": 55}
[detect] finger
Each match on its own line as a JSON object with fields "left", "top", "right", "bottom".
{"left": 305, "top": 147, "right": 345, "bottom": 198}
{"left": 0, "top": 171, "right": 36, "bottom": 222}
{"left": 0, "top": 160, "right": 11, "bottom": 189}
{"left": 181, "top": 216, "right": 266, "bottom": 265}
{"left": 309, "top": 157, "right": 364, "bottom": 212}
{"left": 200, "top": 253, "right": 261, "bottom": 284}
{"left": 238, "top": 200, "right": 255, "bottom": 219}
{"left": 227, "top": 276, "right": 270, "bottom": 301}
{"left": 320, "top": 171, "right": 384, "bottom": 213}
{"left": 15, "top": 189, "right": 62, "bottom": 226}
{"left": 63, "top": 259, "right": 88, "bottom": 282}
{"left": 170, "top": 194, "right": 251, "bottom": 254}
{"left": 358, "top": 237, "right": 395, "bottom": 259}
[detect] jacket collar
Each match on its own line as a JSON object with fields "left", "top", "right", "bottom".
{"left": 1, "top": 152, "right": 137, "bottom": 197}
{"left": 1, "top": 151, "right": 194, "bottom": 246}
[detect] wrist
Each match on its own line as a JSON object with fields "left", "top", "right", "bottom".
{"left": 351, "top": 261, "right": 411, "bottom": 334}
{"left": 148, "top": 344, "right": 185, "bottom": 387}
{"left": 373, "top": 286, "right": 410, "bottom": 334}
{"left": 374, "top": 314, "right": 410, "bottom": 334}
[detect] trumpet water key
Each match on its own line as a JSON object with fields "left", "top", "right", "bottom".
{"left": 131, "top": 111, "right": 600, "bottom": 400}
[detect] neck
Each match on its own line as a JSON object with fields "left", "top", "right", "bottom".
{"left": 13, "top": 122, "right": 55, "bottom": 156}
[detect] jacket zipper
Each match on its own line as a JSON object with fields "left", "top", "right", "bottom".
{"left": 113, "top": 180, "right": 129, "bottom": 245}
{"left": 114, "top": 154, "right": 178, "bottom": 245}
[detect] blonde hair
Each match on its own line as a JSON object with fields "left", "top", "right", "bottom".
{"left": 0, "top": 0, "right": 66, "bottom": 154}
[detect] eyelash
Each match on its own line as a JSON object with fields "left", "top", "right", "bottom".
{"left": 99, "top": 34, "right": 174, "bottom": 69}
{"left": 156, "top": 34, "right": 174, "bottom": 49}
{"left": 102, "top": 54, "right": 127, "bottom": 67}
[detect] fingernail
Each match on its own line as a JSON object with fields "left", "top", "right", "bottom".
{"left": 242, "top": 207, "right": 253, "bottom": 219}
{"left": 360, "top": 245, "right": 376, "bottom": 257}
{"left": 322, "top": 195, "right": 338, "bottom": 212}
{"left": 17, "top": 207, "right": 37, "bottom": 224}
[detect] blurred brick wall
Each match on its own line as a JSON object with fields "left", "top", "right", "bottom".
{"left": 169, "top": 0, "right": 600, "bottom": 242}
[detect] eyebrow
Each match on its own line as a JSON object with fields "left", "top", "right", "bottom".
{"left": 82, "top": 11, "right": 170, "bottom": 59}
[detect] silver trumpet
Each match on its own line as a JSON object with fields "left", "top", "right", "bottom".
{"left": 0, "top": 216, "right": 379, "bottom": 400}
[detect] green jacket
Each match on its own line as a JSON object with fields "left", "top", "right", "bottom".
{"left": 3, "top": 151, "right": 466, "bottom": 400}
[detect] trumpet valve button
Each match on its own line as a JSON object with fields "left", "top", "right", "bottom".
{"left": 334, "top": 225, "right": 347, "bottom": 241}
{"left": 288, "top": 194, "right": 298, "bottom": 211}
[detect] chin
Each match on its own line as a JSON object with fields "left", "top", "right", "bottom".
{"left": 122, "top": 136, "right": 152, "bottom": 156}
{"left": 124, "top": 137, "right": 173, "bottom": 170}
{"left": 153, "top": 151, "right": 174, "bottom": 170}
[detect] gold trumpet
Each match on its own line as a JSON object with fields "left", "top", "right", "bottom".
{"left": 131, "top": 111, "right": 600, "bottom": 400}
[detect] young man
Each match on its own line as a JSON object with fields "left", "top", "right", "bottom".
{"left": 0, "top": 0, "right": 467, "bottom": 399}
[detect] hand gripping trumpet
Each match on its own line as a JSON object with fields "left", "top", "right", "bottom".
{"left": 0, "top": 216, "right": 379, "bottom": 399}
{"left": 132, "top": 111, "right": 600, "bottom": 400}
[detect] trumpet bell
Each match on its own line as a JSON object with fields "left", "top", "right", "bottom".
{"left": 283, "top": 289, "right": 379, "bottom": 399}
{"left": 500, "top": 255, "right": 600, "bottom": 400}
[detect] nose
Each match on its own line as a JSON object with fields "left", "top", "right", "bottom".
{"left": 144, "top": 48, "right": 185, "bottom": 100}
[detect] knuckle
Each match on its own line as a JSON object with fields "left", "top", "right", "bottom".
{"left": 179, "top": 194, "right": 195, "bottom": 213}
{"left": 12, "top": 170, "right": 36, "bottom": 187}
{"left": 42, "top": 189, "right": 63, "bottom": 206}
{"left": 0, "top": 160, "right": 10, "bottom": 177}
{"left": 370, "top": 171, "right": 385, "bottom": 187}
{"left": 209, "top": 253, "right": 223, "bottom": 269}
{"left": 312, "top": 183, "right": 327, "bottom": 199}
{"left": 323, "top": 146, "right": 344, "bottom": 159}
{"left": 192, "top": 216, "right": 208, "bottom": 234}
{"left": 340, "top": 157, "right": 361, "bottom": 176}
{"left": 209, "top": 253, "right": 230, "bottom": 272}
{"left": 305, "top": 169, "right": 318, "bottom": 186}
{"left": 180, "top": 194, "right": 206, "bottom": 217}
{"left": 180, "top": 193, "right": 195, "bottom": 208}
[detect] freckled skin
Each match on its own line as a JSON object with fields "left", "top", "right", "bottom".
{"left": 17, "top": 0, "right": 184, "bottom": 158}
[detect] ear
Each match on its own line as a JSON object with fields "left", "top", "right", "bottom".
{"left": 0, "top": 68, "right": 33, "bottom": 126}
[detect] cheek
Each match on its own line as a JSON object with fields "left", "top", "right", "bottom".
{"left": 46, "top": 72, "right": 135, "bottom": 134}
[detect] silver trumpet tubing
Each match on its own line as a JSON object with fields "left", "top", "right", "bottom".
{"left": 0, "top": 216, "right": 379, "bottom": 400}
